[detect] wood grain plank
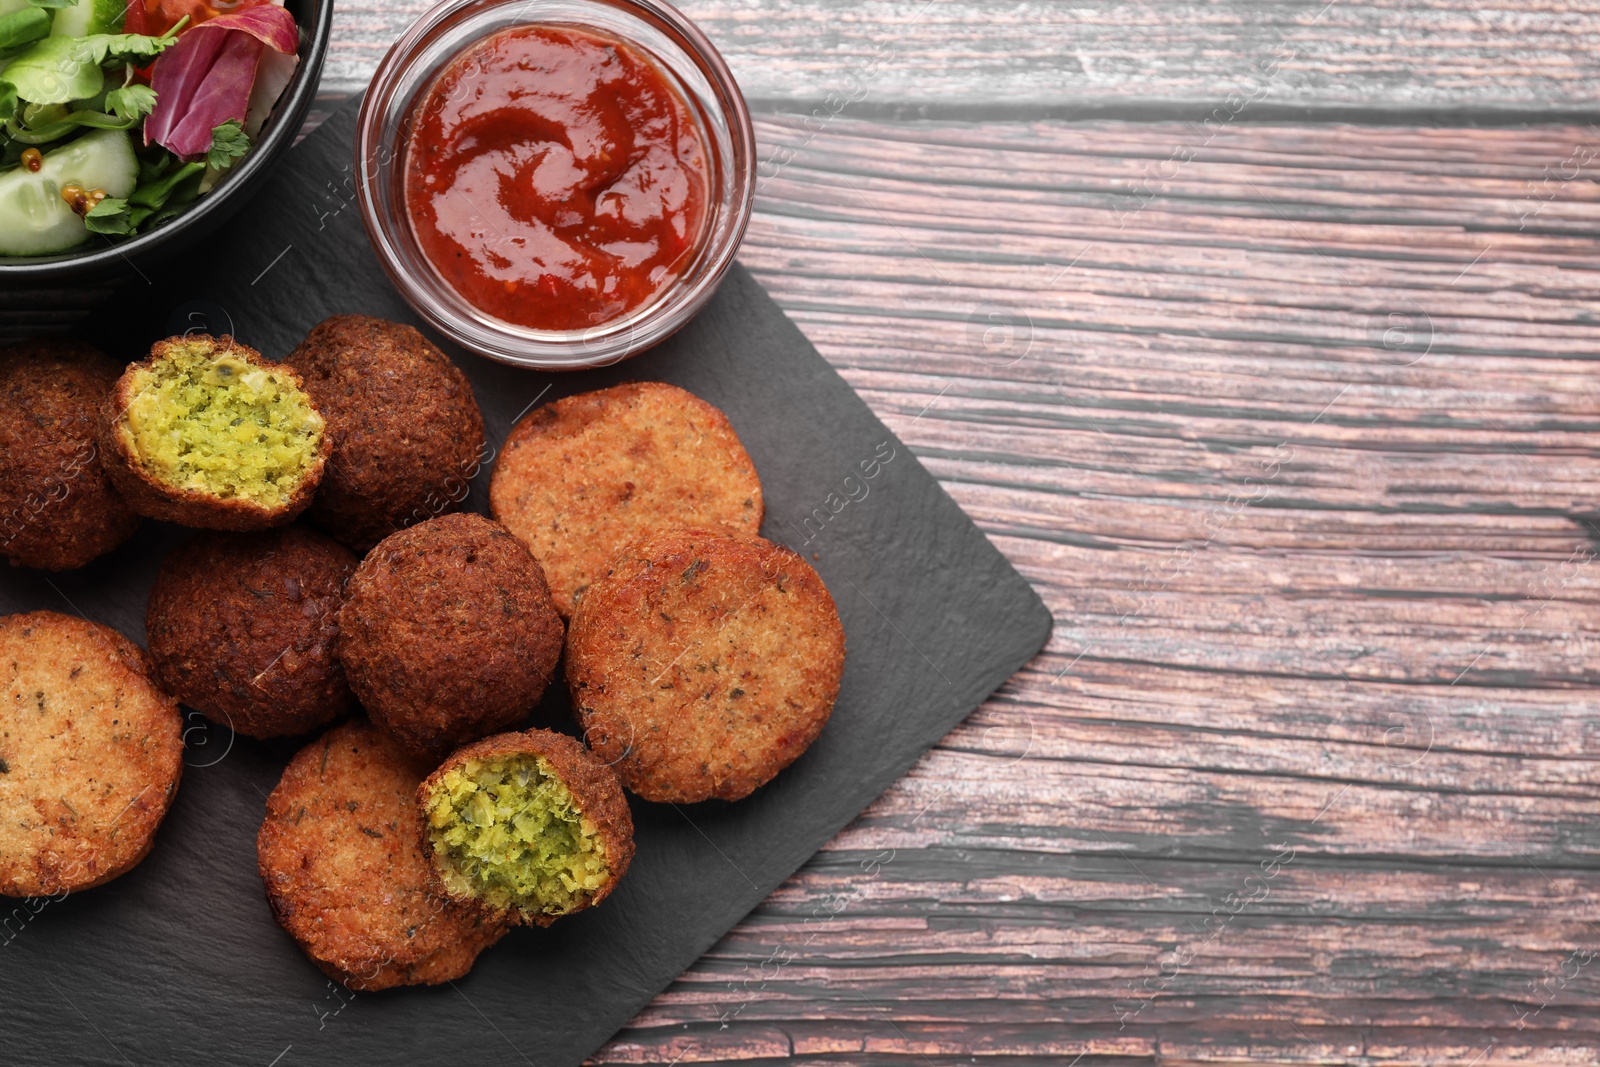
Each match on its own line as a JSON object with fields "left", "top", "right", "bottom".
{"left": 576, "top": 117, "right": 1600, "bottom": 1064}
{"left": 321, "top": 1, "right": 1600, "bottom": 115}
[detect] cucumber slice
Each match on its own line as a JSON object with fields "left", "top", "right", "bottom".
{"left": 50, "top": 0, "right": 124, "bottom": 36}
{"left": 0, "top": 128, "right": 138, "bottom": 257}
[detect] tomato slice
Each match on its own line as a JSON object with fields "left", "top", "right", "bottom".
{"left": 128, "top": 0, "right": 271, "bottom": 37}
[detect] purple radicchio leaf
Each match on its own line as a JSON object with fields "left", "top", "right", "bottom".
{"left": 145, "top": 4, "right": 297, "bottom": 160}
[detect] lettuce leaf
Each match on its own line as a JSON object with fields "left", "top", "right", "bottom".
{"left": 1, "top": 24, "right": 180, "bottom": 106}
{"left": 129, "top": 157, "right": 202, "bottom": 207}
{"left": 0, "top": 6, "right": 50, "bottom": 49}
{"left": 1, "top": 36, "right": 104, "bottom": 103}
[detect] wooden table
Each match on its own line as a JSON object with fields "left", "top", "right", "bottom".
{"left": 321, "top": 4, "right": 1600, "bottom": 1063}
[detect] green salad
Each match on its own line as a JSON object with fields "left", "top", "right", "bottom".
{"left": 0, "top": 0, "right": 299, "bottom": 256}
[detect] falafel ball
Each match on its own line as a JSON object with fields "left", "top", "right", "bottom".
{"left": 0, "top": 338, "right": 140, "bottom": 570}
{"left": 567, "top": 527, "right": 845, "bottom": 803}
{"left": 99, "top": 334, "right": 330, "bottom": 531}
{"left": 338, "top": 512, "right": 564, "bottom": 757}
{"left": 146, "top": 525, "right": 358, "bottom": 739}
{"left": 0, "top": 611, "right": 183, "bottom": 897}
{"left": 489, "top": 381, "right": 763, "bottom": 617}
{"left": 257, "top": 720, "right": 510, "bottom": 990}
{"left": 285, "top": 315, "right": 486, "bottom": 552}
{"left": 418, "top": 729, "right": 634, "bottom": 926}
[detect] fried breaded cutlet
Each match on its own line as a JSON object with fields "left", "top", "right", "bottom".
{"left": 0, "top": 338, "right": 140, "bottom": 570}
{"left": 566, "top": 527, "right": 844, "bottom": 803}
{"left": 146, "top": 525, "right": 357, "bottom": 739}
{"left": 489, "top": 382, "right": 763, "bottom": 617}
{"left": 419, "top": 729, "right": 634, "bottom": 926}
{"left": 337, "top": 513, "right": 564, "bottom": 758}
{"left": 256, "top": 719, "right": 510, "bottom": 990}
{"left": 0, "top": 611, "right": 182, "bottom": 897}
{"left": 285, "top": 316, "right": 486, "bottom": 552}
{"left": 99, "top": 335, "right": 330, "bottom": 530}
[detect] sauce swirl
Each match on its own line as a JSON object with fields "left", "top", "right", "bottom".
{"left": 404, "top": 25, "right": 709, "bottom": 332}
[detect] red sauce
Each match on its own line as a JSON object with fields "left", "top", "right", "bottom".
{"left": 403, "top": 25, "right": 710, "bottom": 332}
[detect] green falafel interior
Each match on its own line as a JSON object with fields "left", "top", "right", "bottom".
{"left": 424, "top": 754, "right": 611, "bottom": 919}
{"left": 120, "top": 341, "right": 325, "bottom": 508}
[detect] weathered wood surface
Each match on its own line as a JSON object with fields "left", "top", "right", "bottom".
{"left": 558, "top": 117, "right": 1600, "bottom": 1064}
{"left": 287, "top": 5, "right": 1600, "bottom": 1060}
{"left": 323, "top": 1, "right": 1600, "bottom": 115}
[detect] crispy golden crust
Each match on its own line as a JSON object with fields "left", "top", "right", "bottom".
{"left": 0, "top": 611, "right": 182, "bottom": 897}
{"left": 0, "top": 339, "right": 140, "bottom": 570}
{"left": 98, "top": 335, "right": 331, "bottom": 531}
{"left": 418, "top": 728, "right": 635, "bottom": 926}
{"left": 326, "top": 938, "right": 490, "bottom": 989}
{"left": 566, "top": 528, "right": 845, "bottom": 803}
{"left": 489, "top": 382, "right": 763, "bottom": 617}
{"left": 256, "top": 720, "right": 510, "bottom": 991}
{"left": 337, "top": 513, "right": 564, "bottom": 758}
{"left": 146, "top": 525, "right": 357, "bottom": 739}
{"left": 285, "top": 316, "right": 486, "bottom": 552}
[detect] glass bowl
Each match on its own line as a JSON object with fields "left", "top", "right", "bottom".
{"left": 355, "top": 0, "right": 754, "bottom": 370}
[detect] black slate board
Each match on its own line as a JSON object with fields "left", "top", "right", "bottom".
{"left": 0, "top": 98, "right": 1051, "bottom": 1067}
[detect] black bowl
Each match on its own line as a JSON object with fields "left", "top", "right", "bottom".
{"left": 0, "top": 0, "right": 333, "bottom": 301}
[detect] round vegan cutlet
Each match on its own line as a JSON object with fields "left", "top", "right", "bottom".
{"left": 257, "top": 720, "right": 509, "bottom": 990}
{"left": 99, "top": 335, "right": 331, "bottom": 531}
{"left": 0, "top": 611, "right": 182, "bottom": 897}
{"left": 419, "top": 728, "right": 634, "bottom": 926}
{"left": 0, "top": 339, "right": 140, "bottom": 570}
{"left": 566, "top": 528, "right": 845, "bottom": 803}
{"left": 338, "top": 512, "right": 564, "bottom": 758}
{"left": 285, "top": 315, "right": 486, "bottom": 552}
{"left": 146, "top": 525, "right": 357, "bottom": 739}
{"left": 489, "top": 381, "right": 763, "bottom": 617}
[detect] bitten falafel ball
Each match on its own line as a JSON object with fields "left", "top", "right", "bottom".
{"left": 99, "top": 334, "right": 330, "bottom": 531}
{"left": 146, "top": 525, "right": 358, "bottom": 739}
{"left": 419, "top": 729, "right": 634, "bottom": 926}
{"left": 0, "top": 611, "right": 182, "bottom": 897}
{"left": 338, "top": 513, "right": 564, "bottom": 757}
{"left": 489, "top": 382, "right": 763, "bottom": 617}
{"left": 257, "top": 720, "right": 510, "bottom": 990}
{"left": 567, "top": 527, "right": 845, "bottom": 803}
{"left": 0, "top": 339, "right": 140, "bottom": 570}
{"left": 285, "top": 316, "right": 486, "bottom": 552}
